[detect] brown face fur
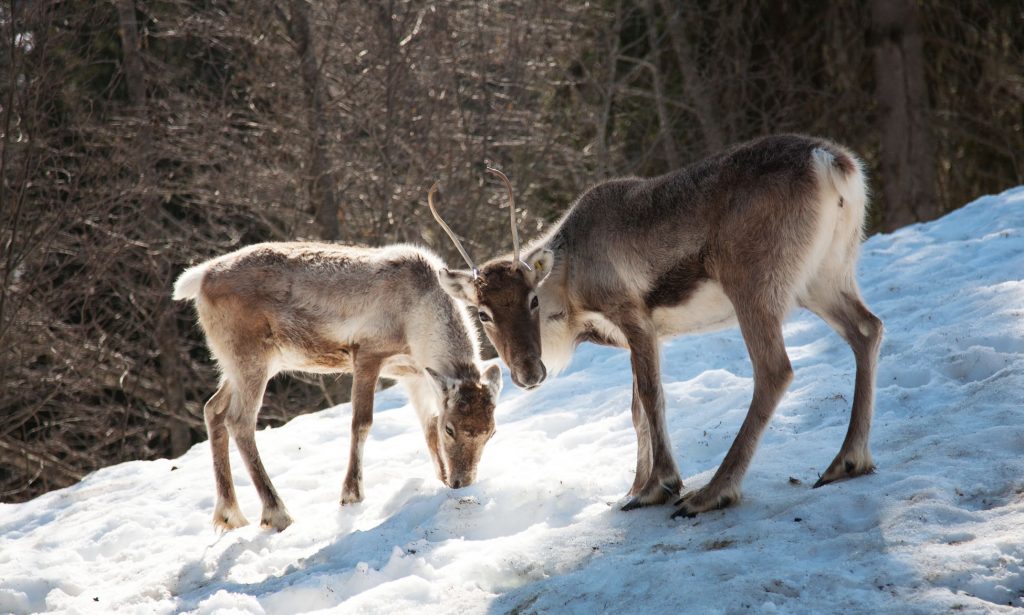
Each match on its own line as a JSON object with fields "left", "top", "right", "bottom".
{"left": 436, "top": 379, "right": 498, "bottom": 488}
{"left": 473, "top": 263, "right": 547, "bottom": 389}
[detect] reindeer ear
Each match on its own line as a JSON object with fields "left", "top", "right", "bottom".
{"left": 424, "top": 367, "right": 454, "bottom": 397}
{"left": 482, "top": 363, "right": 503, "bottom": 397}
{"left": 522, "top": 248, "right": 554, "bottom": 286}
{"left": 438, "top": 268, "right": 477, "bottom": 305}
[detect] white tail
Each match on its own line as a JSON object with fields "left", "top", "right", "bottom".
{"left": 813, "top": 145, "right": 869, "bottom": 235}
{"left": 172, "top": 263, "right": 208, "bottom": 300}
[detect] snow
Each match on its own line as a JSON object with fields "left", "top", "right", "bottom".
{"left": 3, "top": 187, "right": 1024, "bottom": 615}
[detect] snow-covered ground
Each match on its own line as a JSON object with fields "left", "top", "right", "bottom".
{"left": 3, "top": 187, "right": 1024, "bottom": 615}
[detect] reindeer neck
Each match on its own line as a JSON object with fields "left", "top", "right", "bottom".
{"left": 410, "top": 288, "right": 481, "bottom": 381}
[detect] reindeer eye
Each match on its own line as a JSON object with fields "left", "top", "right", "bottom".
{"left": 530, "top": 296, "right": 539, "bottom": 310}
{"left": 445, "top": 424, "right": 455, "bottom": 437}
{"left": 478, "top": 311, "right": 492, "bottom": 323}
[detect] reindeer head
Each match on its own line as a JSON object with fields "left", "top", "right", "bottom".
{"left": 427, "top": 170, "right": 554, "bottom": 390}
{"left": 425, "top": 364, "right": 502, "bottom": 488}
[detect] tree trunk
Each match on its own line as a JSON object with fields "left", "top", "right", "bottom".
{"left": 115, "top": 0, "right": 146, "bottom": 110}
{"left": 642, "top": 0, "right": 680, "bottom": 169}
{"left": 657, "top": 0, "right": 724, "bottom": 153}
{"left": 283, "top": 0, "right": 342, "bottom": 240}
{"left": 116, "top": 0, "right": 192, "bottom": 457}
{"left": 870, "top": 0, "right": 938, "bottom": 231}
{"left": 593, "top": 0, "right": 624, "bottom": 179}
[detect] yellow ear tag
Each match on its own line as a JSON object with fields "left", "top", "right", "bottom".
{"left": 534, "top": 260, "right": 544, "bottom": 271}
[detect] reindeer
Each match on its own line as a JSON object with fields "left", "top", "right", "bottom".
{"left": 173, "top": 242, "right": 502, "bottom": 531}
{"left": 429, "top": 135, "right": 883, "bottom": 519}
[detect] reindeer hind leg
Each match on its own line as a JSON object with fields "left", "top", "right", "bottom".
{"left": 205, "top": 381, "right": 249, "bottom": 530}
{"left": 228, "top": 367, "right": 293, "bottom": 531}
{"left": 802, "top": 283, "right": 883, "bottom": 487}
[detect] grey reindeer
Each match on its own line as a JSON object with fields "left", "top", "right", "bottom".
{"left": 430, "top": 134, "right": 883, "bottom": 519}
{"left": 174, "top": 243, "right": 502, "bottom": 531}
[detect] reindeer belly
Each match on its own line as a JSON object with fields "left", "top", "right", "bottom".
{"left": 273, "top": 344, "right": 354, "bottom": 374}
{"left": 652, "top": 281, "right": 737, "bottom": 338}
{"left": 381, "top": 354, "right": 422, "bottom": 378}
{"left": 270, "top": 310, "right": 409, "bottom": 376}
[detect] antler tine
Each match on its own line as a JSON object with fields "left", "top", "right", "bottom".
{"left": 486, "top": 167, "right": 529, "bottom": 270}
{"left": 427, "top": 182, "right": 478, "bottom": 277}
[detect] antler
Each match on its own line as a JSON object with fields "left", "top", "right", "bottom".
{"left": 427, "top": 182, "right": 478, "bottom": 277}
{"left": 486, "top": 167, "right": 530, "bottom": 270}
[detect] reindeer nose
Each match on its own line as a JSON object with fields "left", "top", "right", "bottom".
{"left": 451, "top": 479, "right": 463, "bottom": 489}
{"left": 518, "top": 362, "right": 547, "bottom": 389}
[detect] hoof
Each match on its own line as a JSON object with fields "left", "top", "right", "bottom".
{"left": 671, "top": 485, "right": 740, "bottom": 519}
{"left": 260, "top": 507, "right": 293, "bottom": 532}
{"left": 341, "top": 484, "right": 364, "bottom": 506}
{"left": 212, "top": 503, "right": 249, "bottom": 532}
{"left": 621, "top": 475, "right": 682, "bottom": 511}
{"left": 621, "top": 496, "right": 645, "bottom": 511}
{"left": 813, "top": 451, "right": 876, "bottom": 488}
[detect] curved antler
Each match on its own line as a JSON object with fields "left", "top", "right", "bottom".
{"left": 427, "top": 182, "right": 478, "bottom": 277}
{"left": 486, "top": 167, "right": 530, "bottom": 270}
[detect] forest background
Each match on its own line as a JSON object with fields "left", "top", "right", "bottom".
{"left": 1, "top": 0, "right": 1020, "bottom": 501}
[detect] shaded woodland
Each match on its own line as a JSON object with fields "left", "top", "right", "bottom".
{"left": 1, "top": 0, "right": 1021, "bottom": 501}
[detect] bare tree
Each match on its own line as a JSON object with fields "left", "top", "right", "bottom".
{"left": 656, "top": 0, "right": 723, "bottom": 153}
{"left": 871, "top": 0, "right": 938, "bottom": 231}
{"left": 640, "top": 0, "right": 680, "bottom": 168}
{"left": 276, "top": 0, "right": 342, "bottom": 240}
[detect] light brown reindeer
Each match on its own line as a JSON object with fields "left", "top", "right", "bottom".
{"left": 173, "top": 243, "right": 502, "bottom": 531}
{"left": 430, "top": 135, "right": 883, "bottom": 519}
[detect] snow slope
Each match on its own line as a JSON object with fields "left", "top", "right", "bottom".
{"left": 2, "top": 187, "right": 1023, "bottom": 615}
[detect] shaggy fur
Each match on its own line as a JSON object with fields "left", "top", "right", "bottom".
{"left": 175, "top": 242, "right": 502, "bottom": 531}
{"left": 437, "top": 135, "right": 882, "bottom": 518}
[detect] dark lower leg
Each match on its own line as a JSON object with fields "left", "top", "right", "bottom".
{"left": 618, "top": 316, "right": 681, "bottom": 509}
{"left": 205, "top": 384, "right": 248, "bottom": 529}
{"left": 233, "top": 424, "right": 291, "bottom": 529}
{"left": 229, "top": 372, "right": 291, "bottom": 530}
{"left": 628, "top": 380, "right": 652, "bottom": 496}
{"left": 815, "top": 296, "right": 882, "bottom": 486}
{"left": 342, "top": 353, "right": 381, "bottom": 504}
{"left": 674, "top": 310, "right": 791, "bottom": 517}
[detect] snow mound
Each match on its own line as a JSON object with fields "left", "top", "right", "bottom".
{"left": 3, "top": 187, "right": 1024, "bottom": 614}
